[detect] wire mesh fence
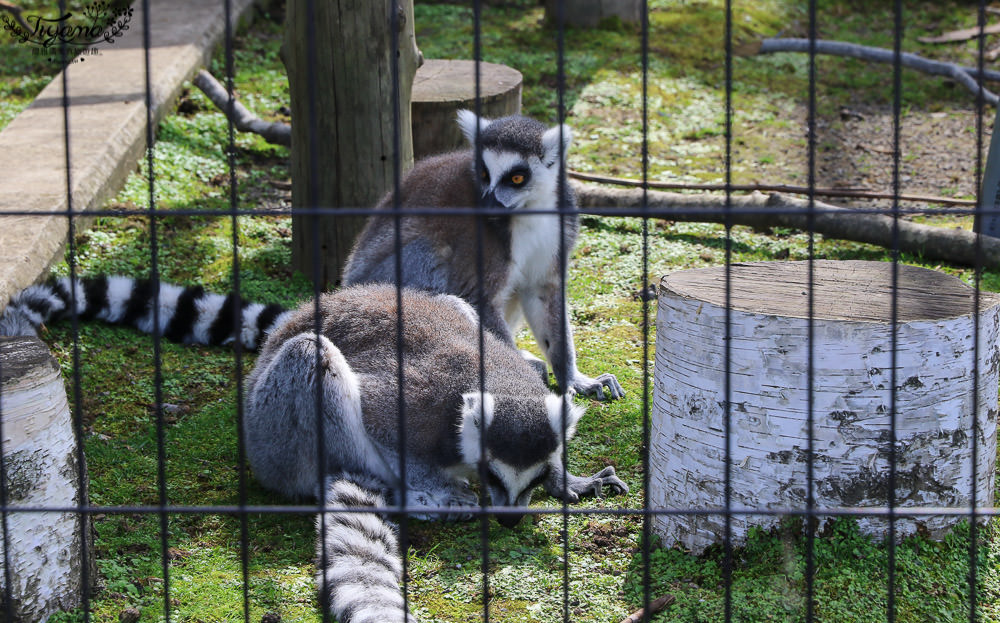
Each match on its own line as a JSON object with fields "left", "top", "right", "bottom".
{"left": 0, "top": 1, "right": 998, "bottom": 622}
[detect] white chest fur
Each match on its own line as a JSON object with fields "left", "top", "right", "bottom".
{"left": 509, "top": 210, "right": 562, "bottom": 290}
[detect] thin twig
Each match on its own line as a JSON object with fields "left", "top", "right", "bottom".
{"left": 567, "top": 170, "right": 976, "bottom": 207}
{"left": 192, "top": 69, "right": 291, "bottom": 146}
{"left": 619, "top": 594, "right": 676, "bottom": 623}
{"left": 750, "top": 38, "right": 998, "bottom": 105}
{"left": 918, "top": 22, "right": 1000, "bottom": 44}
{"left": 0, "top": 0, "right": 32, "bottom": 34}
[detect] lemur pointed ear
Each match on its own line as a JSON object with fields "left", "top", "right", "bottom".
{"left": 459, "top": 391, "right": 495, "bottom": 464}
{"left": 541, "top": 123, "right": 573, "bottom": 167}
{"left": 457, "top": 110, "right": 492, "bottom": 147}
{"left": 544, "top": 393, "right": 584, "bottom": 442}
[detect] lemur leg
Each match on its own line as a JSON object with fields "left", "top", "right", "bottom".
{"left": 519, "top": 280, "right": 625, "bottom": 401}
{"left": 502, "top": 293, "right": 549, "bottom": 384}
{"left": 543, "top": 456, "right": 629, "bottom": 504}
{"left": 244, "top": 333, "right": 393, "bottom": 499}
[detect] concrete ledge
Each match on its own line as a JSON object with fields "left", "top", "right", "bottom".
{"left": 0, "top": 0, "right": 258, "bottom": 309}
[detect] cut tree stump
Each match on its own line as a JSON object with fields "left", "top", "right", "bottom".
{"left": 651, "top": 260, "right": 1000, "bottom": 552}
{"left": 411, "top": 59, "right": 522, "bottom": 160}
{"left": 0, "top": 336, "right": 91, "bottom": 621}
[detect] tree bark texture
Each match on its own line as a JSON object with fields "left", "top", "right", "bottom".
{"left": 0, "top": 337, "right": 91, "bottom": 622}
{"left": 650, "top": 261, "right": 999, "bottom": 553}
{"left": 574, "top": 184, "right": 1000, "bottom": 270}
{"left": 285, "top": 0, "right": 419, "bottom": 288}
{"left": 411, "top": 59, "right": 521, "bottom": 159}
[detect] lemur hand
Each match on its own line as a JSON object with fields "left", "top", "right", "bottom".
{"left": 573, "top": 372, "right": 625, "bottom": 401}
{"left": 545, "top": 465, "right": 629, "bottom": 504}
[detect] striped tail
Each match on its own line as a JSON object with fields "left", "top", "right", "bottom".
{"left": 317, "top": 478, "right": 416, "bottom": 623}
{"left": 0, "top": 275, "right": 290, "bottom": 351}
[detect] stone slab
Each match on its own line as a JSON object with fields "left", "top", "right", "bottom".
{"left": 0, "top": 0, "right": 258, "bottom": 309}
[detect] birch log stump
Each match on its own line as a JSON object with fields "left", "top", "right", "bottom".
{"left": 651, "top": 260, "right": 1000, "bottom": 552}
{"left": 0, "top": 336, "right": 90, "bottom": 621}
{"left": 411, "top": 60, "right": 522, "bottom": 160}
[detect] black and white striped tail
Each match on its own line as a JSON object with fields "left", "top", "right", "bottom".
{"left": 0, "top": 275, "right": 291, "bottom": 351}
{"left": 317, "top": 478, "right": 416, "bottom": 623}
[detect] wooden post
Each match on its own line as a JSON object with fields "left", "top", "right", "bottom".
{"left": 651, "top": 260, "right": 1000, "bottom": 552}
{"left": 411, "top": 60, "right": 522, "bottom": 160}
{"left": 285, "top": 0, "right": 420, "bottom": 288}
{"left": 0, "top": 336, "right": 91, "bottom": 621}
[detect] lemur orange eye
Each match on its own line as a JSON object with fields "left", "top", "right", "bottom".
{"left": 511, "top": 174, "right": 525, "bottom": 185}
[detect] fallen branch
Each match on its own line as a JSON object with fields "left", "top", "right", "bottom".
{"left": 619, "top": 594, "right": 676, "bottom": 623}
{"left": 750, "top": 38, "right": 998, "bottom": 105}
{"left": 573, "top": 184, "right": 1000, "bottom": 270}
{"left": 568, "top": 170, "right": 976, "bottom": 208}
{"left": 192, "top": 69, "right": 291, "bottom": 146}
{"left": 193, "top": 69, "right": 996, "bottom": 269}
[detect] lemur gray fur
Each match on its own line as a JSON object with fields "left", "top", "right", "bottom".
{"left": 250, "top": 284, "right": 626, "bottom": 622}
{"left": 342, "top": 111, "right": 625, "bottom": 401}
{"left": 1, "top": 277, "right": 628, "bottom": 623}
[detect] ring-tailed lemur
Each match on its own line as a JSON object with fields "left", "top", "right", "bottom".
{"left": 342, "top": 111, "right": 625, "bottom": 401}
{"left": 1, "top": 277, "right": 628, "bottom": 623}
{"left": 250, "top": 284, "right": 627, "bottom": 623}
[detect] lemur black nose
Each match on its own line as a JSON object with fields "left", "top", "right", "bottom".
{"left": 481, "top": 190, "right": 505, "bottom": 211}
{"left": 496, "top": 512, "right": 524, "bottom": 528}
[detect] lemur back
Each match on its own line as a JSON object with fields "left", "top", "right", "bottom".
{"left": 342, "top": 112, "right": 625, "bottom": 401}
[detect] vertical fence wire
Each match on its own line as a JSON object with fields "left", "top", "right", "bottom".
{"left": 805, "top": 1, "right": 818, "bottom": 620}
{"left": 60, "top": 0, "right": 92, "bottom": 619}
{"left": 138, "top": 1, "right": 174, "bottom": 620}
{"left": 639, "top": 0, "right": 653, "bottom": 620}
{"left": 470, "top": 3, "right": 494, "bottom": 622}
{"left": 301, "top": 2, "right": 333, "bottom": 623}
{"left": 722, "top": 0, "right": 734, "bottom": 620}
{"left": 388, "top": 3, "right": 413, "bottom": 622}
{"left": 971, "top": 3, "right": 988, "bottom": 622}
{"left": 887, "top": 1, "right": 904, "bottom": 621}
{"left": 220, "top": 0, "right": 252, "bottom": 620}
{"left": 554, "top": 2, "right": 572, "bottom": 622}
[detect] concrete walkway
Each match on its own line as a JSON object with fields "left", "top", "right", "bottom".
{"left": 0, "top": 0, "right": 257, "bottom": 308}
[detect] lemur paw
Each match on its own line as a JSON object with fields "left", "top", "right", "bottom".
{"left": 573, "top": 372, "right": 625, "bottom": 401}
{"left": 408, "top": 487, "right": 477, "bottom": 522}
{"left": 547, "top": 466, "right": 629, "bottom": 503}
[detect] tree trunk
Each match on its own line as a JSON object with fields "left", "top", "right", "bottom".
{"left": 285, "top": 0, "right": 420, "bottom": 288}
{"left": 0, "top": 337, "right": 92, "bottom": 622}
{"left": 651, "top": 261, "right": 1000, "bottom": 553}
{"left": 411, "top": 59, "right": 521, "bottom": 160}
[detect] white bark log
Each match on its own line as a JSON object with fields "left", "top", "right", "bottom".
{"left": 0, "top": 337, "right": 89, "bottom": 622}
{"left": 651, "top": 260, "right": 1000, "bottom": 552}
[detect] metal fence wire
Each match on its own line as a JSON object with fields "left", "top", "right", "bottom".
{"left": 1, "top": 0, "right": 999, "bottom": 622}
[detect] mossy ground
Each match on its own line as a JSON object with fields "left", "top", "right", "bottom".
{"left": 13, "top": 1, "right": 1000, "bottom": 621}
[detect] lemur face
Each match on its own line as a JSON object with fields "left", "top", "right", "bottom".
{"left": 457, "top": 110, "right": 573, "bottom": 213}
{"left": 458, "top": 391, "right": 584, "bottom": 528}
